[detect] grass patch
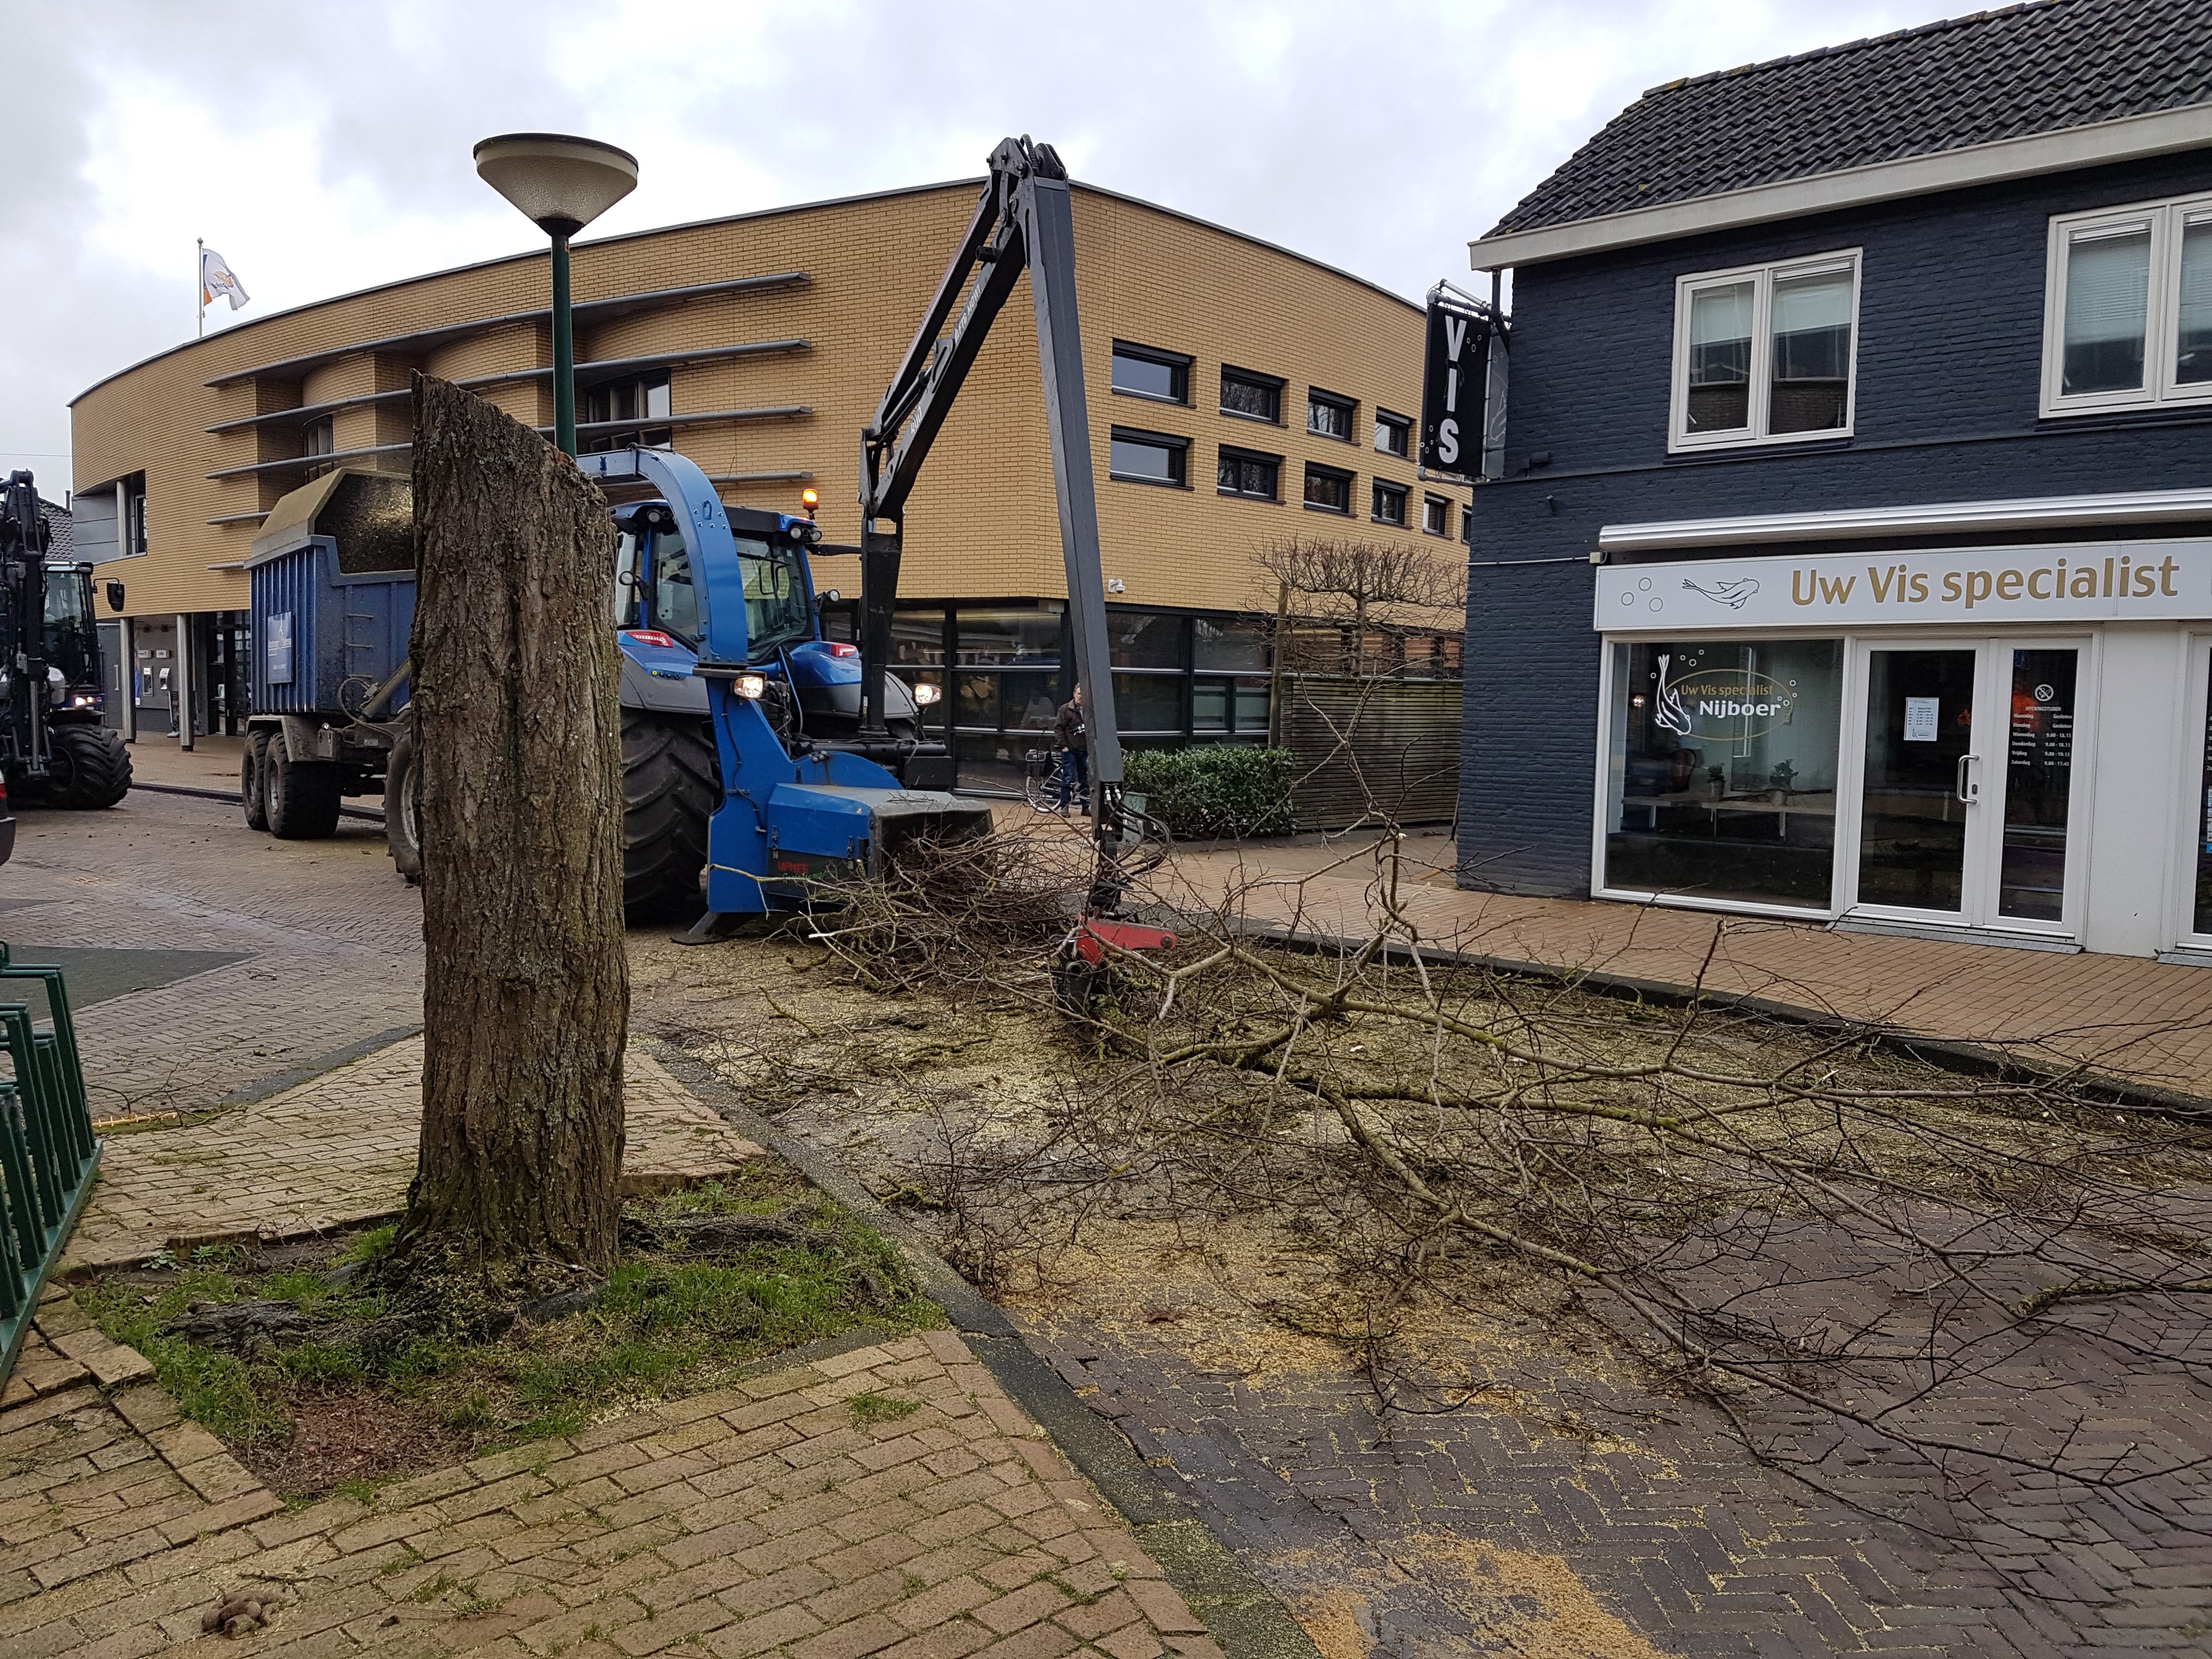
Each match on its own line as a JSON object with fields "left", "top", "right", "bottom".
{"left": 76, "top": 1158, "right": 944, "bottom": 1495}
{"left": 848, "top": 1390, "right": 922, "bottom": 1426}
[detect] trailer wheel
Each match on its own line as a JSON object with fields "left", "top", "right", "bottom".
{"left": 241, "top": 731, "right": 270, "bottom": 831}
{"left": 43, "top": 724, "right": 132, "bottom": 809}
{"left": 622, "top": 709, "right": 716, "bottom": 918}
{"left": 264, "top": 732, "right": 343, "bottom": 839}
{"left": 384, "top": 732, "right": 422, "bottom": 883}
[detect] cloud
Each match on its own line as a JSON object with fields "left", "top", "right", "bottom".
{"left": 5, "top": 0, "right": 1942, "bottom": 489}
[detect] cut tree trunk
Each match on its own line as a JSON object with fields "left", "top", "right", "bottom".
{"left": 391, "top": 374, "right": 628, "bottom": 1290}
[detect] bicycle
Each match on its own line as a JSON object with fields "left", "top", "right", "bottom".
{"left": 1022, "top": 747, "right": 1082, "bottom": 813}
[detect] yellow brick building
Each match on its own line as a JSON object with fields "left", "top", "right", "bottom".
{"left": 69, "top": 179, "right": 1460, "bottom": 781}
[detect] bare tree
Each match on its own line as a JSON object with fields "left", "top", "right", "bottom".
{"left": 1254, "top": 533, "right": 1466, "bottom": 675}
{"left": 386, "top": 375, "right": 629, "bottom": 1308}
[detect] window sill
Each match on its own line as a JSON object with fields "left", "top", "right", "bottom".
{"left": 1370, "top": 516, "right": 1408, "bottom": 529}
{"left": 1302, "top": 502, "right": 1353, "bottom": 516}
{"left": 1217, "top": 489, "right": 1282, "bottom": 504}
{"left": 1109, "top": 473, "right": 1190, "bottom": 489}
{"left": 1110, "top": 387, "right": 1190, "bottom": 408}
{"left": 1666, "top": 427, "right": 1853, "bottom": 458}
{"left": 1307, "top": 430, "right": 1356, "bottom": 444}
{"left": 1220, "top": 408, "right": 1283, "bottom": 426}
{"left": 1374, "top": 449, "right": 1410, "bottom": 462}
{"left": 2037, "top": 391, "right": 2212, "bottom": 422}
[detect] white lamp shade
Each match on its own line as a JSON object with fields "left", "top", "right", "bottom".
{"left": 473, "top": 133, "right": 638, "bottom": 238}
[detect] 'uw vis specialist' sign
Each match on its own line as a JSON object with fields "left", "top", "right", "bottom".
{"left": 1594, "top": 540, "right": 2212, "bottom": 631}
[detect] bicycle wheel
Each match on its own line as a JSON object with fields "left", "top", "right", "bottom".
{"left": 1023, "top": 749, "right": 1057, "bottom": 811}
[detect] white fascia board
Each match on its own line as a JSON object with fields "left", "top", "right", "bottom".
{"left": 1599, "top": 488, "right": 2212, "bottom": 552}
{"left": 1471, "top": 102, "right": 2212, "bottom": 271}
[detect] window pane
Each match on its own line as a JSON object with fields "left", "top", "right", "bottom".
{"left": 1304, "top": 467, "right": 1350, "bottom": 512}
{"left": 1112, "top": 348, "right": 1184, "bottom": 402}
{"left": 1769, "top": 267, "right": 1853, "bottom": 434}
{"left": 1998, "top": 648, "right": 2078, "bottom": 922}
{"left": 1372, "top": 483, "right": 1406, "bottom": 525}
{"left": 1113, "top": 673, "right": 1185, "bottom": 733}
{"left": 1234, "top": 679, "right": 1272, "bottom": 735}
{"left": 889, "top": 610, "right": 945, "bottom": 666}
{"left": 1308, "top": 396, "right": 1351, "bottom": 439}
{"left": 1216, "top": 451, "right": 1277, "bottom": 499}
{"left": 1194, "top": 617, "right": 1267, "bottom": 670}
{"left": 1604, "top": 637, "right": 1842, "bottom": 907}
{"left": 2179, "top": 217, "right": 2212, "bottom": 386}
{"left": 1002, "top": 670, "right": 1061, "bottom": 732}
{"left": 1686, "top": 280, "right": 1753, "bottom": 432}
{"left": 1374, "top": 416, "right": 1408, "bottom": 456}
{"left": 2062, "top": 224, "right": 2151, "bottom": 395}
{"left": 1423, "top": 495, "right": 1450, "bottom": 535}
{"left": 1222, "top": 373, "right": 1279, "bottom": 421}
{"left": 2195, "top": 646, "right": 2212, "bottom": 936}
{"left": 953, "top": 672, "right": 998, "bottom": 730}
{"left": 1108, "top": 611, "right": 1183, "bottom": 669}
{"left": 1192, "top": 678, "right": 1229, "bottom": 732}
{"left": 1109, "top": 434, "right": 1183, "bottom": 482}
{"left": 957, "top": 608, "right": 1059, "bottom": 666}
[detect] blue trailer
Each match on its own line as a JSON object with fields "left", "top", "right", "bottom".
{"left": 240, "top": 466, "right": 955, "bottom": 918}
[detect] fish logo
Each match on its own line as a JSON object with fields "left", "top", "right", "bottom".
{"left": 1683, "top": 577, "right": 1759, "bottom": 610}
{"left": 1652, "top": 653, "right": 1693, "bottom": 737}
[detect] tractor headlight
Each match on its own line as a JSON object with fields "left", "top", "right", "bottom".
{"left": 912, "top": 681, "right": 942, "bottom": 707}
{"left": 70, "top": 693, "right": 100, "bottom": 710}
{"left": 732, "top": 673, "right": 769, "bottom": 700}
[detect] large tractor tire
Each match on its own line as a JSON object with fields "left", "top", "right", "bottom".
{"left": 241, "top": 730, "right": 270, "bottom": 831}
{"left": 622, "top": 709, "right": 716, "bottom": 919}
{"left": 263, "top": 731, "right": 343, "bottom": 839}
{"left": 44, "top": 724, "right": 132, "bottom": 809}
{"left": 383, "top": 732, "right": 422, "bottom": 883}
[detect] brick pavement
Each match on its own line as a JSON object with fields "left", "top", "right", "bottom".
{"left": 1162, "top": 833, "right": 2212, "bottom": 1101}
{"left": 59, "top": 1033, "right": 768, "bottom": 1274}
{"left": 0, "top": 1297, "right": 1218, "bottom": 1659}
{"left": 5, "top": 785, "right": 424, "bottom": 1120}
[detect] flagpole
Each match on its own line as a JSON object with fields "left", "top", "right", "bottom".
{"left": 196, "top": 238, "right": 205, "bottom": 339}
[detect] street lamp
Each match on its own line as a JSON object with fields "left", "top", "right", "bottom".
{"left": 473, "top": 133, "right": 638, "bottom": 457}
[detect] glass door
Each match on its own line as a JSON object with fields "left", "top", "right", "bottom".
{"left": 1848, "top": 638, "right": 2086, "bottom": 934}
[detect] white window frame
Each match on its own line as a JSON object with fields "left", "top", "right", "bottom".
{"left": 2040, "top": 190, "right": 2212, "bottom": 419}
{"left": 1667, "top": 249, "right": 1861, "bottom": 454}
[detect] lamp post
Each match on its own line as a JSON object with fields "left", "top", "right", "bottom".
{"left": 473, "top": 133, "right": 639, "bottom": 457}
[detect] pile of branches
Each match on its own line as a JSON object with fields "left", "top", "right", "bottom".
{"left": 808, "top": 827, "right": 1096, "bottom": 991}
{"left": 825, "top": 836, "right": 2212, "bottom": 1555}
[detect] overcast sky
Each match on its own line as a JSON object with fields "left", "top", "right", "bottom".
{"left": 3, "top": 0, "right": 1953, "bottom": 490}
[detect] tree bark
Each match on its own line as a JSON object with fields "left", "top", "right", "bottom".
{"left": 391, "top": 374, "right": 627, "bottom": 1289}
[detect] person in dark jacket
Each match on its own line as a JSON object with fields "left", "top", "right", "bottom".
{"left": 1053, "top": 682, "right": 1089, "bottom": 815}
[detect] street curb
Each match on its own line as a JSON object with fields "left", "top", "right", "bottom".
{"left": 645, "top": 1038, "right": 1322, "bottom": 1659}
{"left": 127, "top": 781, "right": 385, "bottom": 823}
{"left": 1216, "top": 912, "right": 2212, "bottom": 1121}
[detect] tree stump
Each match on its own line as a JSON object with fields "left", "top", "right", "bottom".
{"left": 389, "top": 374, "right": 627, "bottom": 1299}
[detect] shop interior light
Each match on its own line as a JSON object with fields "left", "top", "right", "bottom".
{"left": 913, "top": 682, "right": 943, "bottom": 706}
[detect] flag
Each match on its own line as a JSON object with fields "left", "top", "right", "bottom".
{"left": 200, "top": 246, "right": 249, "bottom": 312}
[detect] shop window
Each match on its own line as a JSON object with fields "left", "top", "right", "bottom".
{"left": 1108, "top": 610, "right": 1184, "bottom": 670}
{"left": 1307, "top": 388, "right": 1355, "bottom": 441}
{"left": 1194, "top": 616, "right": 1267, "bottom": 671}
{"left": 1303, "top": 463, "right": 1353, "bottom": 515}
{"left": 956, "top": 607, "right": 1060, "bottom": 666}
{"left": 1111, "top": 341, "right": 1190, "bottom": 404}
{"left": 1373, "top": 409, "right": 1410, "bottom": 458}
{"left": 1371, "top": 479, "right": 1408, "bottom": 526}
{"left": 890, "top": 610, "right": 947, "bottom": 665}
{"left": 582, "top": 372, "right": 672, "bottom": 452}
{"left": 1217, "top": 446, "right": 1279, "bottom": 501}
{"left": 1192, "top": 678, "right": 1230, "bottom": 732}
{"left": 1113, "top": 672, "right": 1186, "bottom": 733}
{"left": 2043, "top": 192, "right": 2212, "bottom": 414}
{"left": 1671, "top": 252, "right": 1858, "bottom": 450}
{"left": 1108, "top": 427, "right": 1188, "bottom": 486}
{"left": 1423, "top": 494, "right": 1453, "bottom": 538}
{"left": 1602, "top": 637, "right": 1843, "bottom": 909}
{"left": 1221, "top": 366, "right": 1283, "bottom": 423}
{"left": 2196, "top": 645, "right": 2212, "bottom": 936}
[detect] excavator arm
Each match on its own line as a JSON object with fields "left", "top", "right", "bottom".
{"left": 857, "top": 136, "right": 1126, "bottom": 846}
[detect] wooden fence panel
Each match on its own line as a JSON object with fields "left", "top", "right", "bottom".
{"left": 1278, "top": 675, "right": 1462, "bottom": 829}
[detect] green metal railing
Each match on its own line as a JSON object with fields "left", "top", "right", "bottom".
{"left": 0, "top": 945, "right": 102, "bottom": 1387}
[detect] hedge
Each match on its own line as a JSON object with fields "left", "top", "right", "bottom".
{"left": 1122, "top": 745, "right": 1296, "bottom": 839}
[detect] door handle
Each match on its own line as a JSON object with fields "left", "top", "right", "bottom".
{"left": 1955, "top": 753, "right": 1979, "bottom": 803}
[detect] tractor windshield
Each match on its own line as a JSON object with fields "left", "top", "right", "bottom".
{"left": 42, "top": 566, "right": 97, "bottom": 687}
{"left": 650, "top": 526, "right": 699, "bottom": 644}
{"left": 736, "top": 537, "right": 811, "bottom": 661}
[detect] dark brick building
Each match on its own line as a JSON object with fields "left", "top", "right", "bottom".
{"left": 1459, "top": 0, "right": 2212, "bottom": 960}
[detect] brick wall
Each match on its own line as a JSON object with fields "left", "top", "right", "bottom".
{"left": 1459, "top": 149, "right": 2212, "bottom": 896}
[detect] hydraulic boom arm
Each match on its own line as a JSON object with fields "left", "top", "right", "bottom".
{"left": 857, "top": 136, "right": 1124, "bottom": 837}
